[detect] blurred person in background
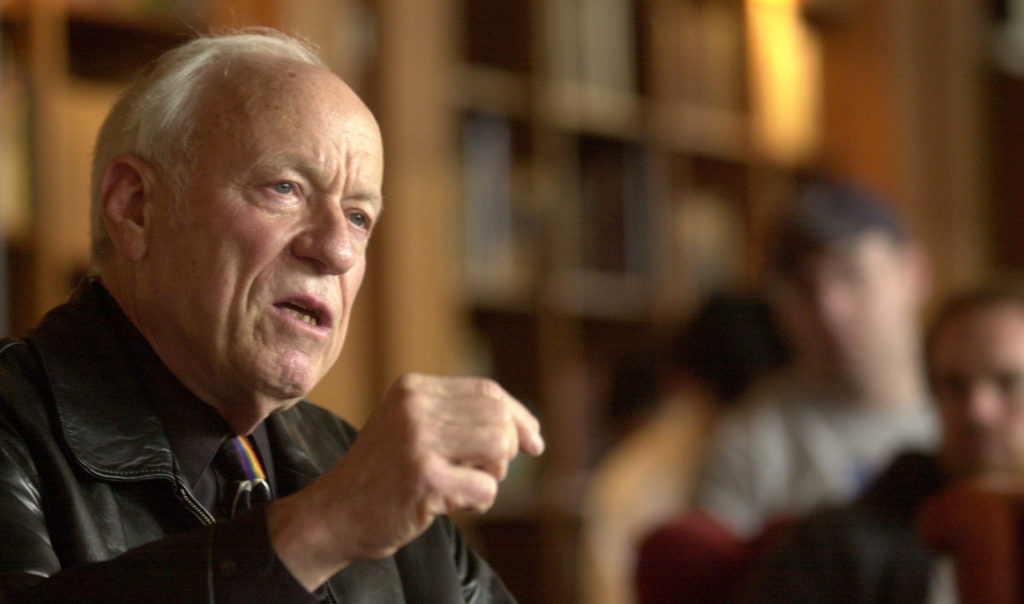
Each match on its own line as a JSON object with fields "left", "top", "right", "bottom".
{"left": 636, "top": 177, "right": 938, "bottom": 603}
{"left": 746, "top": 282, "right": 1024, "bottom": 602}
{"left": 579, "top": 293, "right": 790, "bottom": 604}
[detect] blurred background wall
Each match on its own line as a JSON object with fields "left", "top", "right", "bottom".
{"left": 0, "top": 0, "right": 1019, "bottom": 601}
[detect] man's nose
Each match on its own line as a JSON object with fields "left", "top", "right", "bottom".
{"left": 966, "top": 383, "right": 1003, "bottom": 426}
{"left": 813, "top": 282, "right": 855, "bottom": 330}
{"left": 290, "top": 205, "right": 357, "bottom": 274}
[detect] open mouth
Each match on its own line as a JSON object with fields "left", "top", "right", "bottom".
{"left": 276, "top": 302, "right": 322, "bottom": 327}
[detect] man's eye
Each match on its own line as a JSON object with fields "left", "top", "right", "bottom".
{"left": 996, "top": 373, "right": 1024, "bottom": 398}
{"left": 348, "top": 211, "right": 370, "bottom": 229}
{"left": 272, "top": 182, "right": 295, "bottom": 195}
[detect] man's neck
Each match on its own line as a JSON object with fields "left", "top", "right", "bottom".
{"left": 797, "top": 355, "right": 928, "bottom": 410}
{"left": 861, "top": 339, "right": 929, "bottom": 409}
{"left": 858, "top": 367, "right": 928, "bottom": 410}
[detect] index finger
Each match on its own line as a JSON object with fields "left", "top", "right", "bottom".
{"left": 453, "top": 376, "right": 544, "bottom": 457}
{"left": 400, "top": 373, "right": 544, "bottom": 456}
{"left": 508, "top": 396, "right": 544, "bottom": 457}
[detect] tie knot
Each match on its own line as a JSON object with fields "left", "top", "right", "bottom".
{"left": 215, "top": 435, "right": 271, "bottom": 516}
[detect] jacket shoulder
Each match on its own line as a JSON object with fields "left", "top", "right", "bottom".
{"left": 288, "top": 400, "right": 359, "bottom": 440}
{"left": 268, "top": 400, "right": 360, "bottom": 473}
{"left": 0, "top": 338, "right": 53, "bottom": 427}
{"left": 0, "top": 338, "right": 46, "bottom": 381}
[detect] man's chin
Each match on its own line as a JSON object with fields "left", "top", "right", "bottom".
{"left": 249, "top": 390, "right": 305, "bottom": 423}
{"left": 246, "top": 376, "right": 313, "bottom": 415}
{"left": 262, "top": 381, "right": 311, "bottom": 404}
{"left": 263, "top": 354, "right": 326, "bottom": 400}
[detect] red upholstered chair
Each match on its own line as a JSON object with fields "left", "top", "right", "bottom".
{"left": 917, "top": 480, "right": 1024, "bottom": 604}
{"left": 634, "top": 511, "right": 792, "bottom": 603}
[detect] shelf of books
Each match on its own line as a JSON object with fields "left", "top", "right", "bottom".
{"left": 0, "top": 0, "right": 208, "bottom": 335}
{"left": 455, "top": 0, "right": 770, "bottom": 600}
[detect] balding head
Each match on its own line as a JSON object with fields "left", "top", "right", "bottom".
{"left": 90, "top": 29, "right": 328, "bottom": 266}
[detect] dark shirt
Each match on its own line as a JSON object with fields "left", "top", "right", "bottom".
{"left": 745, "top": 452, "right": 946, "bottom": 603}
{"left": 138, "top": 353, "right": 277, "bottom": 514}
{"left": 99, "top": 283, "right": 277, "bottom": 511}
{"left": 91, "top": 281, "right": 317, "bottom": 602}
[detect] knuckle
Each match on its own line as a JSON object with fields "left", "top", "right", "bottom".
{"left": 457, "top": 476, "right": 498, "bottom": 513}
{"left": 405, "top": 390, "right": 430, "bottom": 416}
{"left": 479, "top": 479, "right": 498, "bottom": 509}
{"left": 419, "top": 454, "right": 448, "bottom": 493}
{"left": 408, "top": 428, "right": 433, "bottom": 461}
{"left": 487, "top": 456, "right": 510, "bottom": 482}
{"left": 395, "top": 372, "right": 425, "bottom": 396}
{"left": 498, "top": 428, "right": 516, "bottom": 457}
{"left": 506, "top": 429, "right": 520, "bottom": 456}
{"left": 396, "top": 388, "right": 437, "bottom": 424}
{"left": 474, "top": 377, "right": 505, "bottom": 401}
{"left": 394, "top": 373, "right": 415, "bottom": 393}
{"left": 480, "top": 430, "right": 507, "bottom": 461}
{"left": 478, "top": 395, "right": 510, "bottom": 424}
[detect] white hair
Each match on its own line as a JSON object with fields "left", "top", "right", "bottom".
{"left": 89, "top": 28, "right": 326, "bottom": 263}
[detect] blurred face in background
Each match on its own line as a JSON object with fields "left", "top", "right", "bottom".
{"left": 932, "top": 303, "right": 1024, "bottom": 478}
{"left": 774, "top": 231, "right": 928, "bottom": 396}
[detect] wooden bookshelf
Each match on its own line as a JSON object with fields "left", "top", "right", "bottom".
{"left": 452, "top": 0, "right": 785, "bottom": 601}
{"left": 0, "top": 1, "right": 998, "bottom": 602}
{"left": 0, "top": 1, "right": 198, "bottom": 331}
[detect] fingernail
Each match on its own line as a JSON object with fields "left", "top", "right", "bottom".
{"left": 531, "top": 432, "right": 545, "bottom": 455}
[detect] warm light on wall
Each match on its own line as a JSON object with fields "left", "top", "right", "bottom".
{"left": 745, "top": 0, "right": 822, "bottom": 166}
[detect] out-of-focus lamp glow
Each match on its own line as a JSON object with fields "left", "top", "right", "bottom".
{"left": 745, "top": 0, "right": 822, "bottom": 166}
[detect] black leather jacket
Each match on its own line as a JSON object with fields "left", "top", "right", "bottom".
{"left": 0, "top": 279, "right": 514, "bottom": 603}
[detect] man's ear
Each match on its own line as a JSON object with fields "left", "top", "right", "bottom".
{"left": 100, "top": 154, "right": 156, "bottom": 262}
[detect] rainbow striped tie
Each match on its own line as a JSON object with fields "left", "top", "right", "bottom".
{"left": 216, "top": 435, "right": 272, "bottom": 517}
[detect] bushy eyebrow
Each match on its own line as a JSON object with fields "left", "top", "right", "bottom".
{"left": 347, "top": 190, "right": 384, "bottom": 216}
{"left": 257, "top": 153, "right": 382, "bottom": 210}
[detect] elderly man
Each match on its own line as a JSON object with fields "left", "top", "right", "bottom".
{"left": 0, "top": 30, "right": 543, "bottom": 602}
{"left": 744, "top": 283, "right": 1024, "bottom": 601}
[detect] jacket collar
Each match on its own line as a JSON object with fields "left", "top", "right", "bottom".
{"left": 27, "top": 277, "right": 178, "bottom": 481}
{"left": 25, "top": 277, "right": 341, "bottom": 493}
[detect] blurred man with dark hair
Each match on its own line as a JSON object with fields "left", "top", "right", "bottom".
{"left": 694, "top": 177, "right": 937, "bottom": 539}
{"left": 637, "top": 178, "right": 938, "bottom": 603}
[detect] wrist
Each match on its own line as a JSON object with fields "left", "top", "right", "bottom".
{"left": 267, "top": 493, "right": 351, "bottom": 592}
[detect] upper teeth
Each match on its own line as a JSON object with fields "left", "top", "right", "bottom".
{"left": 283, "top": 306, "right": 319, "bottom": 326}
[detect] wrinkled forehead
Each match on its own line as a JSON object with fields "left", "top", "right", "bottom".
{"left": 195, "top": 55, "right": 379, "bottom": 146}
{"left": 184, "top": 56, "right": 383, "bottom": 190}
{"left": 930, "top": 305, "right": 1024, "bottom": 377}
{"left": 939, "top": 304, "right": 1024, "bottom": 347}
